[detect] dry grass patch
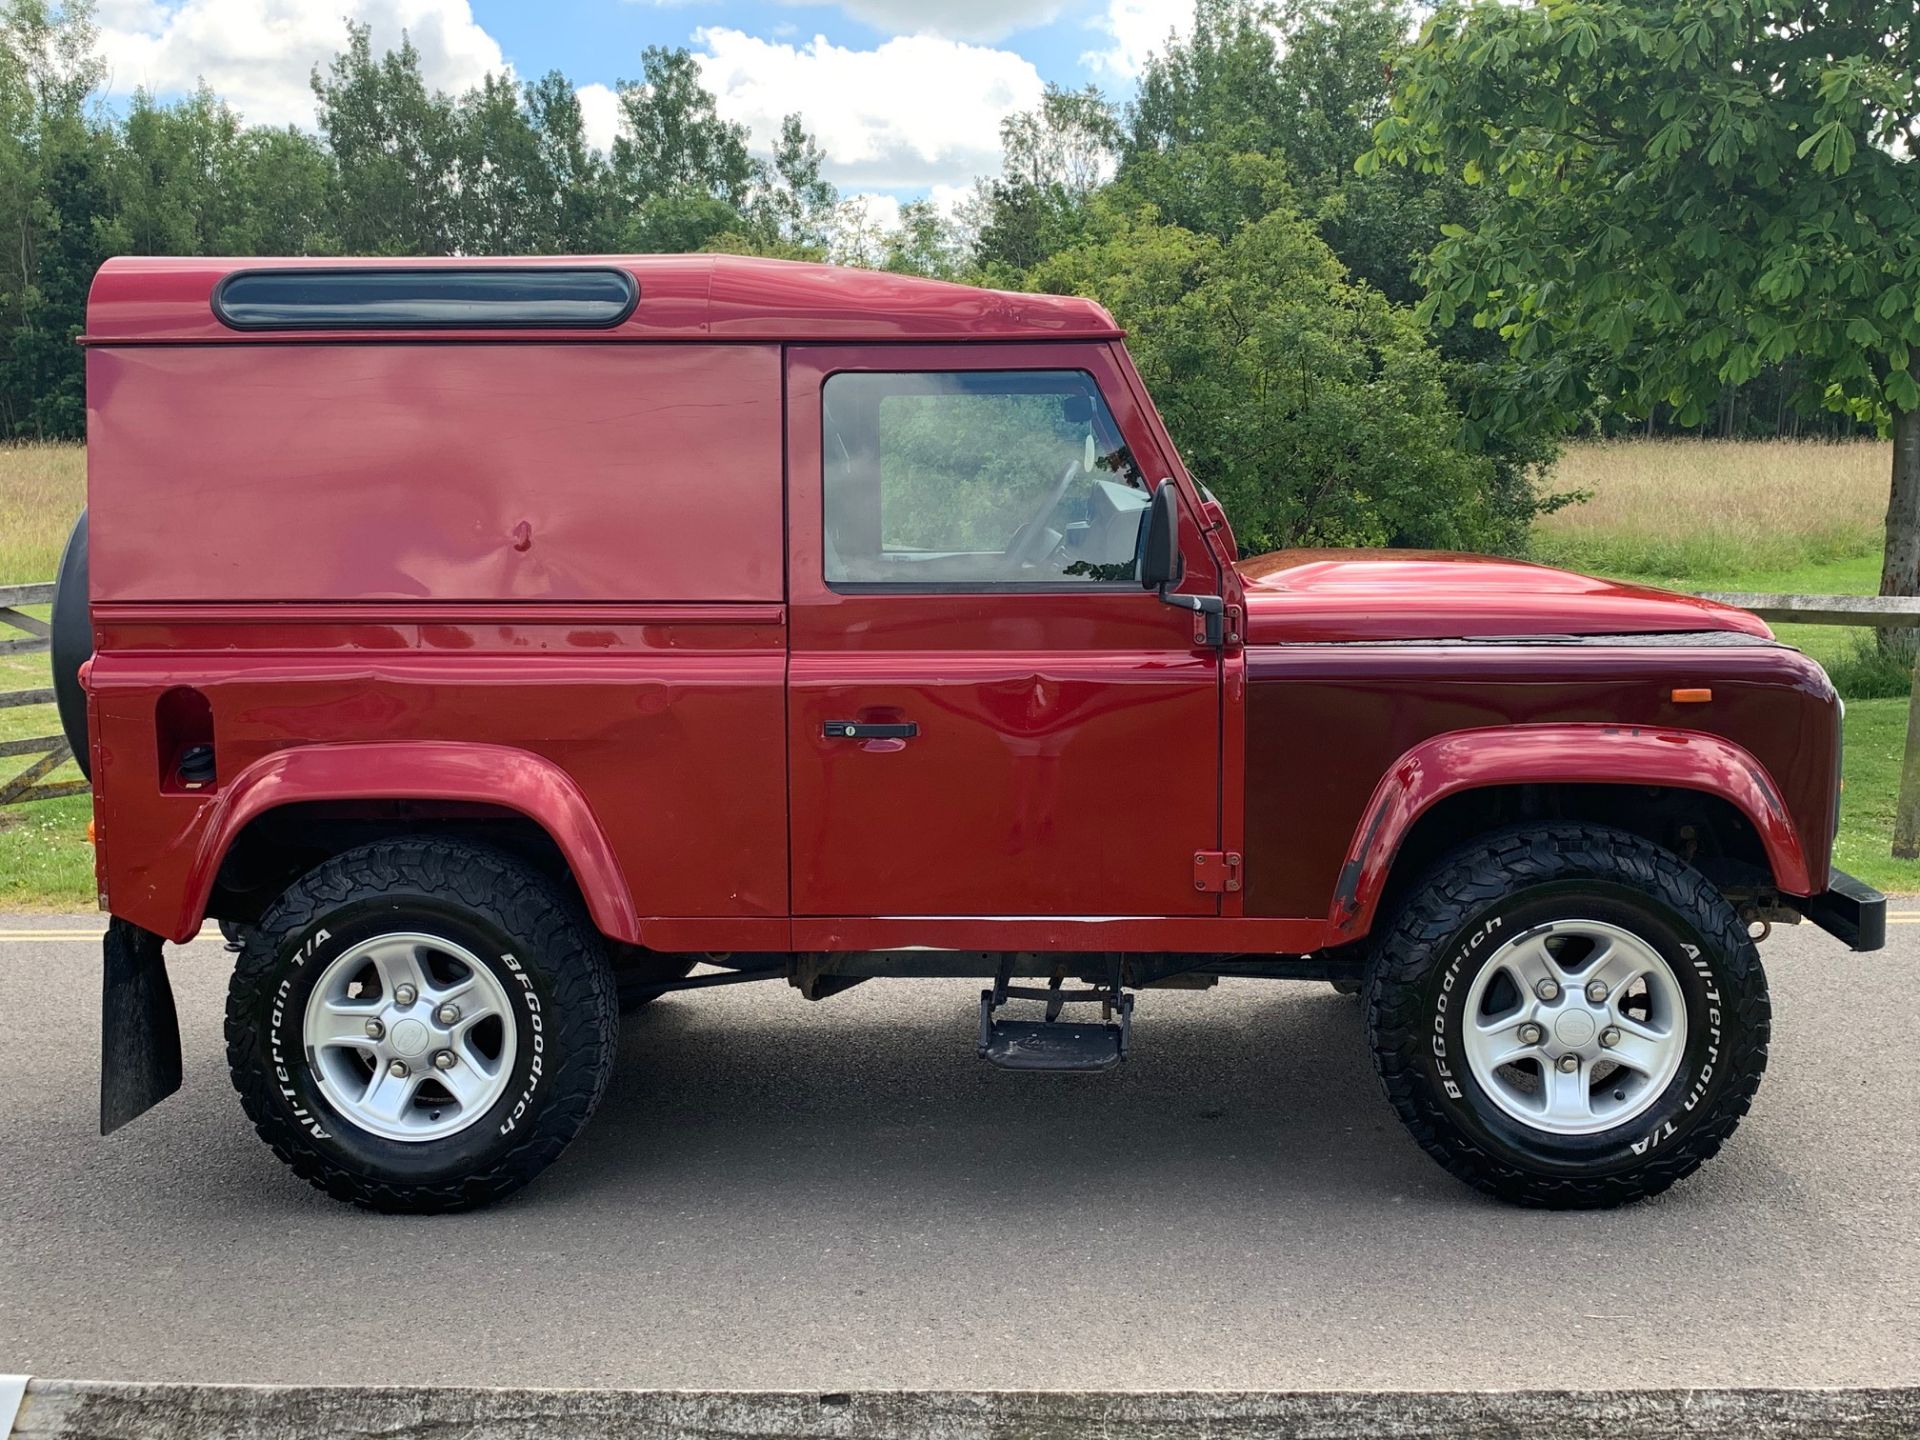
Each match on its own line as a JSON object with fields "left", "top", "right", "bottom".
{"left": 0, "top": 441, "right": 84, "bottom": 586}
{"left": 1535, "top": 437, "right": 1888, "bottom": 582}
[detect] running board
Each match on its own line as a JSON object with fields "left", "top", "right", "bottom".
{"left": 976, "top": 962, "right": 1133, "bottom": 1074}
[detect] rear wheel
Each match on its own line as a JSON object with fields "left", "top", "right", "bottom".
{"left": 1366, "top": 824, "right": 1769, "bottom": 1208}
{"left": 225, "top": 837, "right": 617, "bottom": 1212}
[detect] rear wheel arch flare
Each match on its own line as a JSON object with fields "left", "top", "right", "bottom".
{"left": 183, "top": 742, "right": 639, "bottom": 946}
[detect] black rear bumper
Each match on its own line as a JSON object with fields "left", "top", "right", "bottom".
{"left": 1789, "top": 869, "right": 1887, "bottom": 952}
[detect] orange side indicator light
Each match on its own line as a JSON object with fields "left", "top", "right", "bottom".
{"left": 85, "top": 818, "right": 96, "bottom": 844}
{"left": 1671, "top": 688, "right": 1713, "bottom": 704}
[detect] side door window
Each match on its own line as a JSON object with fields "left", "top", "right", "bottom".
{"left": 822, "top": 370, "right": 1153, "bottom": 588}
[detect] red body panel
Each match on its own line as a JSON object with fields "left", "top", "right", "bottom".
{"left": 1334, "top": 723, "right": 1812, "bottom": 936}
{"left": 1239, "top": 550, "right": 1772, "bottom": 643}
{"left": 1241, "top": 641, "right": 1838, "bottom": 920}
{"left": 783, "top": 344, "right": 1226, "bottom": 922}
{"left": 80, "top": 254, "right": 1844, "bottom": 957}
{"left": 88, "top": 609, "right": 790, "bottom": 944}
{"left": 83, "top": 254, "right": 1122, "bottom": 347}
{"left": 87, "top": 343, "right": 785, "bottom": 603}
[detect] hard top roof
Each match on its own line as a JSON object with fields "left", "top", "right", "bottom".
{"left": 84, "top": 253, "right": 1124, "bottom": 345}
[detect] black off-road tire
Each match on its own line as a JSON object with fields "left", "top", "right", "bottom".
{"left": 226, "top": 837, "right": 618, "bottom": 1213}
{"left": 1366, "top": 824, "right": 1769, "bottom": 1209}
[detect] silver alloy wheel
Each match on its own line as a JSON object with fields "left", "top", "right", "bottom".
{"left": 1460, "top": 919, "right": 1688, "bottom": 1136}
{"left": 302, "top": 932, "right": 518, "bottom": 1142}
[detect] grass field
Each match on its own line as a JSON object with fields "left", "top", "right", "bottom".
{"left": 1538, "top": 436, "right": 1920, "bottom": 893}
{"left": 0, "top": 443, "right": 88, "bottom": 907}
{"left": 1, "top": 438, "right": 1915, "bottom": 904}
{"left": 1534, "top": 437, "right": 1887, "bottom": 582}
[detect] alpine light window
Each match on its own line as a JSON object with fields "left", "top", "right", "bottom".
{"left": 211, "top": 268, "right": 639, "bottom": 331}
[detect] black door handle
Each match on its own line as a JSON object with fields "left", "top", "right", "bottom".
{"left": 825, "top": 720, "right": 918, "bottom": 740}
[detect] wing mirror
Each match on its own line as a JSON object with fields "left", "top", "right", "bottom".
{"left": 1137, "top": 478, "right": 1181, "bottom": 591}
{"left": 1138, "top": 479, "right": 1225, "bottom": 646}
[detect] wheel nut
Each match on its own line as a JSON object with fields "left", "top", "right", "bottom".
{"left": 432, "top": 1049, "right": 456, "bottom": 1072}
{"left": 1536, "top": 979, "right": 1560, "bottom": 1002}
{"left": 1586, "top": 980, "right": 1608, "bottom": 1004}
{"left": 1517, "top": 1023, "right": 1543, "bottom": 1046}
{"left": 1557, "top": 1054, "right": 1581, "bottom": 1074}
{"left": 364, "top": 1018, "right": 385, "bottom": 1040}
{"left": 393, "top": 984, "right": 418, "bottom": 1007}
{"left": 1601, "top": 1027, "right": 1622, "bottom": 1049}
{"left": 387, "top": 1059, "right": 410, "bottom": 1079}
{"left": 434, "top": 1003, "right": 460, "bottom": 1026}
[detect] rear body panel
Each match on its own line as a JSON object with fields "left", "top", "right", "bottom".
{"left": 88, "top": 607, "right": 789, "bottom": 942}
{"left": 87, "top": 342, "right": 785, "bottom": 603}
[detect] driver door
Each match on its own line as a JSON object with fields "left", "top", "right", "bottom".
{"left": 785, "top": 343, "right": 1224, "bottom": 922}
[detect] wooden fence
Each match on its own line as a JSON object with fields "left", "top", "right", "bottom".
{"left": 5, "top": 581, "right": 1920, "bottom": 862}
{"left": 0, "top": 581, "right": 85, "bottom": 806}
{"left": 1699, "top": 592, "right": 1920, "bottom": 859}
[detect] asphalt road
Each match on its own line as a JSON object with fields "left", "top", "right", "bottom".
{"left": 1, "top": 914, "right": 1916, "bottom": 1391}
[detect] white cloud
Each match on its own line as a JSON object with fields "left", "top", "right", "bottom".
{"left": 693, "top": 27, "right": 1042, "bottom": 191}
{"left": 1083, "top": 0, "right": 1193, "bottom": 78}
{"left": 841, "top": 191, "right": 903, "bottom": 231}
{"left": 784, "top": 0, "right": 1066, "bottom": 43}
{"left": 625, "top": 0, "right": 1067, "bottom": 43}
{"left": 926, "top": 181, "right": 973, "bottom": 217}
{"left": 95, "top": 0, "right": 506, "bottom": 128}
{"left": 576, "top": 81, "right": 620, "bottom": 155}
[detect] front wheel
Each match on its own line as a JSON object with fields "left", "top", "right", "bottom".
{"left": 225, "top": 837, "right": 618, "bottom": 1213}
{"left": 1366, "top": 824, "right": 1770, "bottom": 1208}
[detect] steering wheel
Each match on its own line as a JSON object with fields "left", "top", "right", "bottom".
{"left": 1006, "top": 460, "right": 1082, "bottom": 569}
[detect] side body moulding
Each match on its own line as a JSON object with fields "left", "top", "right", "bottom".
{"left": 177, "top": 742, "right": 640, "bottom": 945}
{"left": 1330, "top": 723, "right": 1814, "bottom": 939}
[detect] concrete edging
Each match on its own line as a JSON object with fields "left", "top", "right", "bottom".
{"left": 6, "top": 1382, "right": 1920, "bottom": 1439}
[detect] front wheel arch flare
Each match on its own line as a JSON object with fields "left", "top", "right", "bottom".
{"left": 1332, "top": 725, "right": 1813, "bottom": 940}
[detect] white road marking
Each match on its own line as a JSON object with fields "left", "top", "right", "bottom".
{"left": 0, "top": 1375, "right": 27, "bottom": 1437}
{"left": 0, "top": 928, "right": 220, "bottom": 943}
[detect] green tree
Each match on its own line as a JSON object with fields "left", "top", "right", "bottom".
{"left": 1030, "top": 200, "right": 1523, "bottom": 554}
{"left": 1371, "top": 0, "right": 1920, "bottom": 609}
{"left": 221, "top": 126, "right": 336, "bottom": 255}
{"left": 110, "top": 87, "right": 243, "bottom": 255}
{"left": 448, "top": 72, "right": 541, "bottom": 254}
{"left": 744, "top": 113, "right": 836, "bottom": 253}
{"left": 973, "top": 83, "right": 1119, "bottom": 274}
{"left": 1119, "top": 0, "right": 1458, "bottom": 306}
{"left": 612, "top": 46, "right": 755, "bottom": 251}
{"left": 0, "top": 0, "right": 110, "bottom": 437}
{"left": 880, "top": 199, "right": 964, "bottom": 279}
{"left": 521, "top": 71, "right": 616, "bottom": 252}
{"left": 312, "top": 24, "right": 458, "bottom": 254}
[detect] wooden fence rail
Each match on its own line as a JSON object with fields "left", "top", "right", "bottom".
{"left": 1698, "top": 592, "right": 1920, "bottom": 860}
{"left": 0, "top": 581, "right": 84, "bottom": 806}
{"left": 6, "top": 584, "right": 1920, "bottom": 863}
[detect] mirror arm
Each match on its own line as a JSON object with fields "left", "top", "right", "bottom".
{"left": 1158, "top": 585, "right": 1226, "bottom": 647}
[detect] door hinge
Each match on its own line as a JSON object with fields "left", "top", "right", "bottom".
{"left": 1193, "top": 850, "right": 1243, "bottom": 894}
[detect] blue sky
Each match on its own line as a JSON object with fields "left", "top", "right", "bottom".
{"left": 471, "top": 0, "right": 1108, "bottom": 95}
{"left": 93, "top": 0, "right": 1193, "bottom": 221}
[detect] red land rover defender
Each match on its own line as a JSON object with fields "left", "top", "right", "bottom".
{"left": 57, "top": 255, "right": 1883, "bottom": 1212}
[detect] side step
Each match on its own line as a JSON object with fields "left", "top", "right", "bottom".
{"left": 977, "top": 967, "right": 1134, "bottom": 1074}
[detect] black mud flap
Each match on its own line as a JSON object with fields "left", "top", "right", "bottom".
{"left": 101, "top": 918, "right": 183, "bottom": 1134}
